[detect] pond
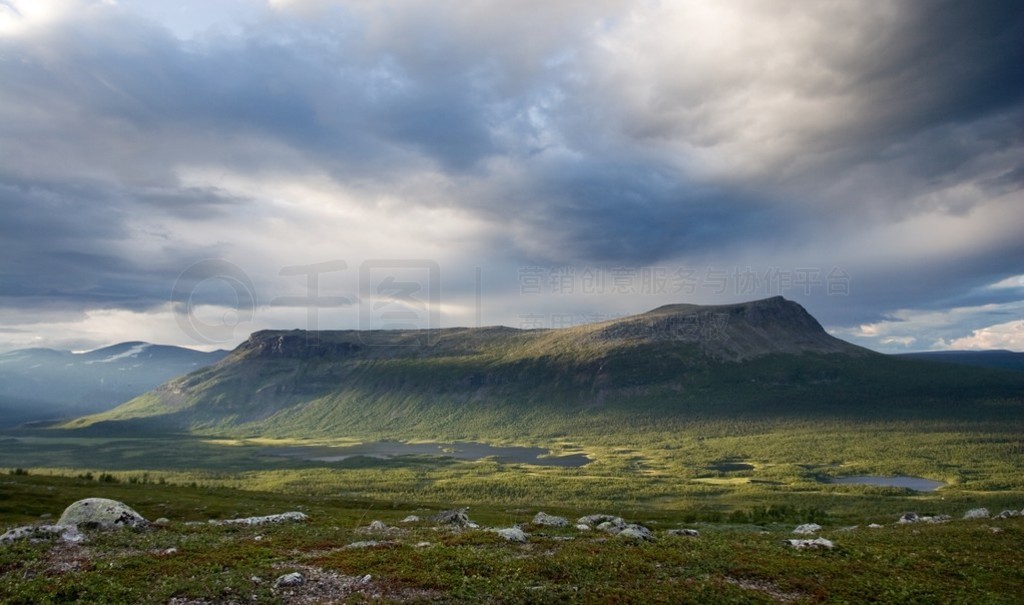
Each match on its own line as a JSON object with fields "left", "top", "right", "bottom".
{"left": 827, "top": 475, "right": 946, "bottom": 491}
{"left": 268, "top": 440, "right": 590, "bottom": 468}
{"left": 707, "top": 461, "right": 755, "bottom": 472}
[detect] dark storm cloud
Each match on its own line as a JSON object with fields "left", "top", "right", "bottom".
{"left": 0, "top": 0, "right": 1022, "bottom": 351}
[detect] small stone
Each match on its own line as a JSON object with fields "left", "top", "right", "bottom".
{"left": 577, "top": 514, "right": 625, "bottom": 528}
{"left": 575, "top": 524, "right": 591, "bottom": 531}
{"left": 868, "top": 523, "right": 883, "bottom": 529}
{"left": 161, "top": 548, "right": 178, "bottom": 555}
{"left": 400, "top": 515, "right": 421, "bottom": 523}
{"left": 996, "top": 510, "right": 1020, "bottom": 519}
{"left": 990, "top": 527, "right": 1004, "bottom": 533}
{"left": 793, "top": 523, "right": 822, "bottom": 535}
{"left": 963, "top": 508, "right": 990, "bottom": 520}
{"left": 209, "top": 512, "right": 308, "bottom": 526}
{"left": 616, "top": 524, "right": 654, "bottom": 541}
{"left": 344, "top": 540, "right": 381, "bottom": 549}
{"left": 532, "top": 512, "right": 569, "bottom": 527}
{"left": 786, "top": 537, "right": 834, "bottom": 550}
{"left": 432, "top": 508, "right": 472, "bottom": 526}
{"left": 897, "top": 512, "right": 920, "bottom": 524}
{"left": 366, "top": 520, "right": 388, "bottom": 532}
{"left": 493, "top": 527, "right": 528, "bottom": 542}
{"left": 360, "top": 574, "right": 372, "bottom": 584}
{"left": 273, "top": 572, "right": 304, "bottom": 588}
{"left": 153, "top": 518, "right": 170, "bottom": 526}
{"left": 666, "top": 528, "right": 700, "bottom": 537}
{"left": 414, "top": 541, "right": 432, "bottom": 548}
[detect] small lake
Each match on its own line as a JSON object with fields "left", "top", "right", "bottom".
{"left": 707, "top": 462, "right": 755, "bottom": 472}
{"left": 269, "top": 441, "right": 590, "bottom": 468}
{"left": 828, "top": 475, "right": 946, "bottom": 491}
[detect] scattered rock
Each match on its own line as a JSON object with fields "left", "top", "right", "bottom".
{"left": 616, "top": 525, "right": 654, "bottom": 541}
{"left": 995, "top": 510, "right": 1020, "bottom": 519}
{"left": 0, "top": 524, "right": 82, "bottom": 544}
{"left": 344, "top": 540, "right": 397, "bottom": 550}
{"left": 414, "top": 541, "right": 432, "bottom": 548}
{"left": 532, "top": 512, "right": 569, "bottom": 527}
{"left": 786, "top": 537, "right": 834, "bottom": 550}
{"left": 963, "top": 508, "right": 990, "bottom": 520}
{"left": 57, "top": 498, "right": 148, "bottom": 530}
{"left": 897, "top": 512, "right": 920, "bottom": 524}
{"left": 577, "top": 514, "right": 625, "bottom": 528}
{"left": 868, "top": 523, "right": 883, "bottom": 529}
{"left": 209, "top": 511, "right": 308, "bottom": 526}
{"left": 493, "top": 527, "right": 528, "bottom": 542}
{"left": 666, "top": 528, "right": 700, "bottom": 537}
{"left": 365, "top": 520, "right": 388, "bottom": 532}
{"left": 400, "top": 515, "right": 421, "bottom": 523}
{"left": 793, "top": 523, "right": 822, "bottom": 535}
{"left": 274, "top": 572, "right": 305, "bottom": 588}
{"left": 575, "top": 524, "right": 591, "bottom": 531}
{"left": 153, "top": 517, "right": 171, "bottom": 526}
{"left": 432, "top": 508, "right": 472, "bottom": 527}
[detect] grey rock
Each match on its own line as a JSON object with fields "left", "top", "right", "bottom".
{"left": 666, "top": 528, "right": 700, "bottom": 537}
{"left": 616, "top": 525, "right": 654, "bottom": 541}
{"left": 1, "top": 524, "right": 82, "bottom": 544}
{"left": 868, "top": 523, "right": 883, "bottom": 529}
{"left": 786, "top": 537, "right": 834, "bottom": 550}
{"left": 928, "top": 515, "right": 952, "bottom": 523}
{"left": 274, "top": 572, "right": 304, "bottom": 588}
{"left": 995, "top": 510, "right": 1020, "bottom": 519}
{"left": 432, "top": 508, "right": 472, "bottom": 527}
{"left": 897, "top": 512, "right": 920, "bottom": 524}
{"left": 963, "top": 508, "right": 990, "bottom": 520}
{"left": 209, "top": 511, "right": 308, "bottom": 526}
{"left": 365, "top": 520, "right": 388, "bottom": 532}
{"left": 575, "top": 523, "right": 591, "bottom": 531}
{"left": 153, "top": 517, "right": 171, "bottom": 526}
{"left": 493, "top": 527, "right": 528, "bottom": 542}
{"left": 793, "top": 523, "right": 822, "bottom": 535}
{"left": 58, "top": 498, "right": 148, "bottom": 530}
{"left": 532, "top": 512, "right": 569, "bottom": 527}
{"left": 577, "top": 514, "right": 625, "bottom": 528}
{"left": 400, "top": 515, "right": 421, "bottom": 523}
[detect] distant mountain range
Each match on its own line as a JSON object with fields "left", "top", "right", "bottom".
{"left": 64, "top": 297, "right": 1024, "bottom": 440}
{"left": 0, "top": 343, "right": 228, "bottom": 427}
{"left": 896, "top": 350, "right": 1024, "bottom": 372}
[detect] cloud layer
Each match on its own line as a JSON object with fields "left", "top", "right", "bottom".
{"left": 1, "top": 0, "right": 1022, "bottom": 352}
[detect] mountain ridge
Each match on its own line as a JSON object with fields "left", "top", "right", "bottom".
{"left": 62, "top": 298, "right": 1024, "bottom": 438}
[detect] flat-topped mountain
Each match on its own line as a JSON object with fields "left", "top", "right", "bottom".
{"left": 64, "top": 298, "right": 1024, "bottom": 438}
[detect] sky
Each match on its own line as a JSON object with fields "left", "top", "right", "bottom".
{"left": 1, "top": 0, "right": 1022, "bottom": 354}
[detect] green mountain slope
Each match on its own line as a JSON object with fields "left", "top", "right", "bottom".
{"left": 64, "top": 297, "right": 1024, "bottom": 438}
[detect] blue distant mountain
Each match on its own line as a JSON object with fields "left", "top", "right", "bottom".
{"left": 0, "top": 342, "right": 228, "bottom": 427}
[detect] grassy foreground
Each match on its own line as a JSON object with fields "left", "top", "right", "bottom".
{"left": 2, "top": 473, "right": 1023, "bottom": 604}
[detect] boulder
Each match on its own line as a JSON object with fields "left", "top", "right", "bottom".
{"left": 666, "top": 528, "right": 700, "bottom": 537}
{"left": 493, "top": 527, "right": 528, "bottom": 543}
{"left": 963, "top": 508, "right": 990, "bottom": 520}
{"left": 793, "top": 523, "right": 822, "bottom": 535}
{"left": 996, "top": 510, "right": 1020, "bottom": 519}
{"left": 57, "top": 498, "right": 148, "bottom": 530}
{"left": 532, "top": 512, "right": 569, "bottom": 527}
{"left": 897, "top": 512, "right": 920, "bottom": 524}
